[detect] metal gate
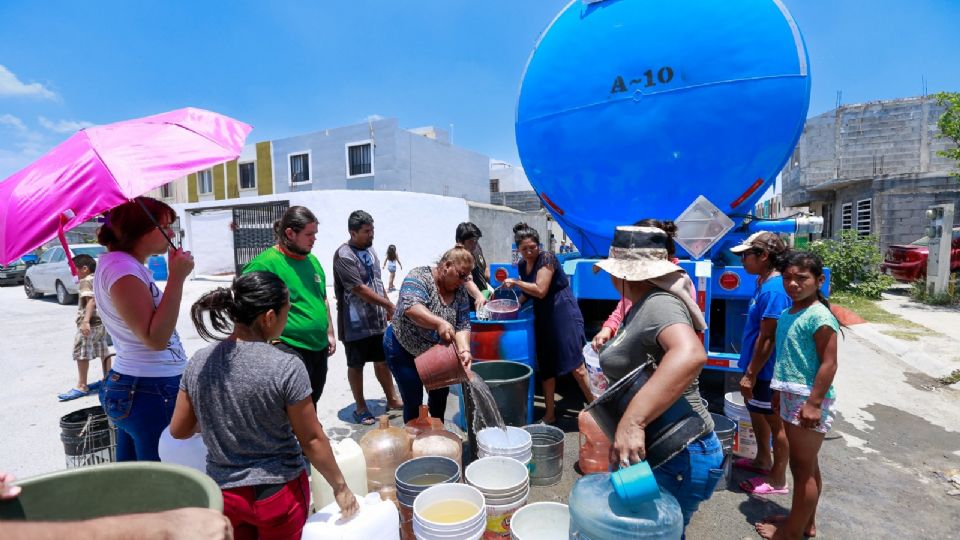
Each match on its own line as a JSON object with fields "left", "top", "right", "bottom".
{"left": 232, "top": 201, "right": 289, "bottom": 275}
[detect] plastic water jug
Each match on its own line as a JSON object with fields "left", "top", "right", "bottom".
{"left": 158, "top": 427, "right": 207, "bottom": 474}
{"left": 311, "top": 438, "right": 369, "bottom": 510}
{"left": 411, "top": 419, "right": 463, "bottom": 467}
{"left": 359, "top": 416, "right": 412, "bottom": 500}
{"left": 577, "top": 411, "right": 610, "bottom": 475}
{"left": 568, "top": 474, "right": 683, "bottom": 539}
{"left": 302, "top": 492, "right": 400, "bottom": 540}
{"left": 404, "top": 405, "right": 435, "bottom": 437}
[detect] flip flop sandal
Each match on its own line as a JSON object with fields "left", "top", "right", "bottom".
{"left": 58, "top": 388, "right": 86, "bottom": 402}
{"left": 733, "top": 457, "right": 771, "bottom": 475}
{"left": 353, "top": 410, "right": 376, "bottom": 425}
{"left": 740, "top": 476, "right": 789, "bottom": 495}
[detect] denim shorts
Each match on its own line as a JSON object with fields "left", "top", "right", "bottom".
{"left": 652, "top": 431, "right": 725, "bottom": 530}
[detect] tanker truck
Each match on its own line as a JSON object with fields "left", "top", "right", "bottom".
{"left": 490, "top": 0, "right": 825, "bottom": 372}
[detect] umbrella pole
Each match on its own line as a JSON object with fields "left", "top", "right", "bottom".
{"left": 135, "top": 198, "right": 178, "bottom": 250}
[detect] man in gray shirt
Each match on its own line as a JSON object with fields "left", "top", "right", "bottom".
{"left": 333, "top": 210, "right": 403, "bottom": 425}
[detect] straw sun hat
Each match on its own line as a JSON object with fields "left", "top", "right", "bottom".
{"left": 593, "top": 226, "right": 683, "bottom": 281}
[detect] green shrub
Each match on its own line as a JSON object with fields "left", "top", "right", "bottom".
{"left": 808, "top": 230, "right": 894, "bottom": 299}
{"left": 909, "top": 275, "right": 960, "bottom": 305}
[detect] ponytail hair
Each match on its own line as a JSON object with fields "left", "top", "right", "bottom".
{"left": 634, "top": 218, "right": 678, "bottom": 258}
{"left": 273, "top": 206, "right": 317, "bottom": 250}
{"left": 191, "top": 271, "right": 289, "bottom": 341}
{"left": 512, "top": 222, "right": 540, "bottom": 245}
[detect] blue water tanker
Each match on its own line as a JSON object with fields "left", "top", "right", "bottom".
{"left": 496, "top": 0, "right": 829, "bottom": 372}
{"left": 516, "top": 0, "right": 811, "bottom": 258}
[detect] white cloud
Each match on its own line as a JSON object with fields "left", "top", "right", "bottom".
{"left": 0, "top": 65, "right": 57, "bottom": 100}
{"left": 38, "top": 116, "right": 93, "bottom": 134}
{"left": 0, "top": 114, "right": 27, "bottom": 132}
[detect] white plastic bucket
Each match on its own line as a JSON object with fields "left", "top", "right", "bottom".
{"left": 477, "top": 427, "right": 531, "bottom": 455}
{"left": 413, "top": 483, "right": 486, "bottom": 540}
{"left": 582, "top": 343, "right": 608, "bottom": 396}
{"left": 465, "top": 456, "right": 530, "bottom": 538}
{"left": 509, "top": 502, "right": 570, "bottom": 540}
{"left": 724, "top": 392, "right": 757, "bottom": 459}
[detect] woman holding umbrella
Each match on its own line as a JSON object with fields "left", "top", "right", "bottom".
{"left": 95, "top": 197, "right": 195, "bottom": 462}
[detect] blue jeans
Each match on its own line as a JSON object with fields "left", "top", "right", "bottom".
{"left": 653, "top": 432, "right": 725, "bottom": 532}
{"left": 99, "top": 370, "right": 181, "bottom": 462}
{"left": 383, "top": 326, "right": 449, "bottom": 423}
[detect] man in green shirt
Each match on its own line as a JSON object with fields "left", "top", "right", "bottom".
{"left": 244, "top": 206, "right": 335, "bottom": 406}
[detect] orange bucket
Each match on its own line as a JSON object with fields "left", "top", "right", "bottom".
{"left": 415, "top": 344, "right": 468, "bottom": 390}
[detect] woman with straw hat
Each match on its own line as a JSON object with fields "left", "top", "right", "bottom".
{"left": 595, "top": 225, "right": 723, "bottom": 533}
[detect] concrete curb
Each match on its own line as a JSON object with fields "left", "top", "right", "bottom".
{"left": 846, "top": 323, "right": 957, "bottom": 380}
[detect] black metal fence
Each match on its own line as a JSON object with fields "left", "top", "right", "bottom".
{"left": 232, "top": 201, "right": 289, "bottom": 275}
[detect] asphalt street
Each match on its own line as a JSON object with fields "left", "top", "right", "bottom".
{"left": 2, "top": 278, "right": 960, "bottom": 538}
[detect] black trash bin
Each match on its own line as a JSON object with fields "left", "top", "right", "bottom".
{"left": 60, "top": 405, "right": 116, "bottom": 468}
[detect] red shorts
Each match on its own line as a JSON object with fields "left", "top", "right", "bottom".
{"left": 221, "top": 470, "right": 310, "bottom": 540}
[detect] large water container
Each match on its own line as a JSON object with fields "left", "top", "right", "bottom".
{"left": 468, "top": 305, "right": 536, "bottom": 424}
{"left": 568, "top": 473, "right": 683, "bottom": 539}
{"left": 515, "top": 0, "right": 811, "bottom": 257}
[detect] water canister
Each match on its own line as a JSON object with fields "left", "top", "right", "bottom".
{"left": 578, "top": 410, "right": 611, "bottom": 475}
{"left": 411, "top": 419, "right": 463, "bottom": 467}
{"left": 302, "top": 492, "right": 400, "bottom": 540}
{"left": 582, "top": 343, "right": 608, "bottom": 397}
{"left": 515, "top": 0, "right": 811, "bottom": 257}
{"left": 405, "top": 404, "right": 436, "bottom": 437}
{"left": 724, "top": 392, "right": 758, "bottom": 459}
{"left": 568, "top": 474, "right": 683, "bottom": 540}
{"left": 358, "top": 416, "right": 412, "bottom": 499}
{"left": 157, "top": 427, "right": 207, "bottom": 474}
{"left": 310, "top": 438, "right": 368, "bottom": 510}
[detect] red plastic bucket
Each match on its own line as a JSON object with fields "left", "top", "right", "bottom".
{"left": 415, "top": 344, "right": 468, "bottom": 390}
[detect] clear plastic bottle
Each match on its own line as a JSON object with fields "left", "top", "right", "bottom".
{"left": 359, "top": 416, "right": 412, "bottom": 500}
{"left": 411, "top": 419, "right": 463, "bottom": 467}
{"left": 568, "top": 473, "right": 683, "bottom": 539}
{"left": 578, "top": 410, "right": 611, "bottom": 475}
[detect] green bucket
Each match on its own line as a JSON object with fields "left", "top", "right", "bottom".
{"left": 0, "top": 462, "right": 223, "bottom": 521}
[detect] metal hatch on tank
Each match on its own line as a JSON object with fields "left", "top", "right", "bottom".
{"left": 515, "top": 0, "right": 811, "bottom": 258}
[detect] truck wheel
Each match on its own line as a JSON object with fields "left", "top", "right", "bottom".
{"left": 24, "top": 278, "right": 41, "bottom": 299}
{"left": 56, "top": 280, "right": 78, "bottom": 305}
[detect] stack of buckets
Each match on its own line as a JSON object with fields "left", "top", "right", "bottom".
{"left": 465, "top": 457, "right": 530, "bottom": 539}
{"left": 413, "top": 483, "right": 488, "bottom": 540}
{"left": 476, "top": 427, "right": 532, "bottom": 468}
{"left": 395, "top": 456, "right": 461, "bottom": 540}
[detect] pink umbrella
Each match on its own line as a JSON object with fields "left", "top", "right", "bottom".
{"left": 0, "top": 107, "right": 252, "bottom": 265}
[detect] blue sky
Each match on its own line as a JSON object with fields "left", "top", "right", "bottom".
{"left": 1, "top": 0, "right": 959, "bottom": 181}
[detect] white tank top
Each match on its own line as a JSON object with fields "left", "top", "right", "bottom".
{"left": 94, "top": 251, "right": 186, "bottom": 378}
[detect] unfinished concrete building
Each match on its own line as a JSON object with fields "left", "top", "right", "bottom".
{"left": 781, "top": 96, "right": 959, "bottom": 252}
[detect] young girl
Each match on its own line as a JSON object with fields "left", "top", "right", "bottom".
{"left": 169, "top": 271, "right": 358, "bottom": 538}
{"left": 756, "top": 251, "right": 839, "bottom": 540}
{"left": 383, "top": 244, "right": 402, "bottom": 292}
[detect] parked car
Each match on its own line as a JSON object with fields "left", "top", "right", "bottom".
{"left": 0, "top": 257, "right": 30, "bottom": 286}
{"left": 880, "top": 227, "right": 960, "bottom": 282}
{"left": 24, "top": 244, "right": 107, "bottom": 304}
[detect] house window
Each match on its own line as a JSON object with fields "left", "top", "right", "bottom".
{"left": 346, "top": 142, "right": 373, "bottom": 177}
{"left": 791, "top": 146, "right": 800, "bottom": 168}
{"left": 239, "top": 162, "right": 256, "bottom": 190}
{"left": 856, "top": 198, "right": 872, "bottom": 236}
{"left": 490, "top": 179, "right": 500, "bottom": 193}
{"left": 160, "top": 183, "right": 173, "bottom": 199}
{"left": 198, "top": 170, "right": 213, "bottom": 194}
{"left": 841, "top": 202, "right": 853, "bottom": 231}
{"left": 290, "top": 153, "right": 310, "bottom": 184}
